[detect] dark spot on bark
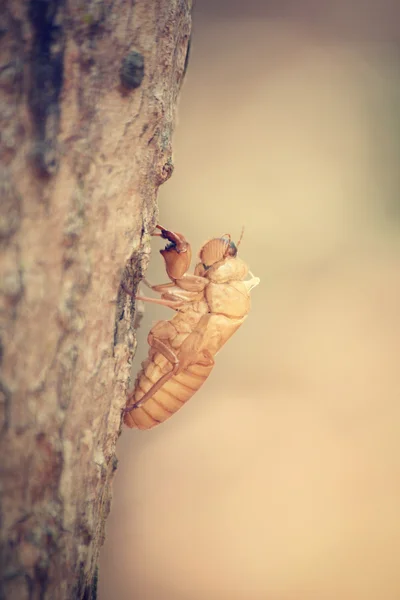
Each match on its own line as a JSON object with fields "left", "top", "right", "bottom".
{"left": 183, "top": 34, "right": 191, "bottom": 79}
{"left": 33, "top": 560, "right": 49, "bottom": 599}
{"left": 80, "top": 517, "right": 94, "bottom": 545}
{"left": 111, "top": 454, "right": 118, "bottom": 472}
{"left": 31, "top": 139, "right": 60, "bottom": 176}
{"left": 0, "top": 380, "right": 11, "bottom": 435}
{"left": 28, "top": 0, "right": 66, "bottom": 177}
{"left": 57, "top": 344, "right": 79, "bottom": 410}
{"left": 0, "top": 170, "right": 21, "bottom": 241}
{"left": 0, "top": 16, "right": 26, "bottom": 160}
{"left": 140, "top": 123, "right": 149, "bottom": 138}
{"left": 31, "top": 434, "right": 63, "bottom": 502}
{"left": 119, "top": 51, "right": 144, "bottom": 90}
{"left": 0, "top": 59, "right": 24, "bottom": 95}
{"left": 79, "top": 563, "right": 98, "bottom": 600}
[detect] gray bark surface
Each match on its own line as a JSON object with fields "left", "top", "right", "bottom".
{"left": 0, "top": 1, "right": 191, "bottom": 597}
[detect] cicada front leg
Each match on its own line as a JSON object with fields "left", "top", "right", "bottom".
{"left": 155, "top": 224, "right": 192, "bottom": 282}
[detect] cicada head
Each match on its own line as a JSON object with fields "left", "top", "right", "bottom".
{"left": 157, "top": 226, "right": 192, "bottom": 280}
{"left": 199, "top": 229, "right": 244, "bottom": 269}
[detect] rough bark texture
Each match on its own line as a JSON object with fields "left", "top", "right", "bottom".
{"left": 0, "top": 1, "right": 191, "bottom": 598}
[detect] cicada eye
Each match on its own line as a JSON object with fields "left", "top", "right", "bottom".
{"left": 220, "top": 236, "right": 238, "bottom": 258}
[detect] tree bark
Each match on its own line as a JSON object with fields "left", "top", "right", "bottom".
{"left": 0, "top": 1, "right": 191, "bottom": 598}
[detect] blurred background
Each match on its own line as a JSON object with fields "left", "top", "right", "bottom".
{"left": 99, "top": 1, "right": 400, "bottom": 598}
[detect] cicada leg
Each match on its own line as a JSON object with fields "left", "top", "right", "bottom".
{"left": 143, "top": 276, "right": 207, "bottom": 293}
{"left": 197, "top": 349, "right": 215, "bottom": 367}
{"left": 174, "top": 315, "right": 216, "bottom": 372}
{"left": 142, "top": 279, "right": 175, "bottom": 292}
{"left": 134, "top": 294, "right": 185, "bottom": 310}
{"left": 121, "top": 282, "right": 186, "bottom": 310}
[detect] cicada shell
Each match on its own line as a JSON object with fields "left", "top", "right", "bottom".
{"left": 123, "top": 225, "right": 259, "bottom": 429}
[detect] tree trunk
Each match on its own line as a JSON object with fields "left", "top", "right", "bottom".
{"left": 0, "top": 1, "right": 191, "bottom": 598}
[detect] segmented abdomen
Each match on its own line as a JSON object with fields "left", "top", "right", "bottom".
{"left": 123, "top": 352, "right": 214, "bottom": 430}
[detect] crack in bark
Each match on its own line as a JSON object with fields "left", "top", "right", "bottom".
{"left": 28, "top": 0, "right": 66, "bottom": 176}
